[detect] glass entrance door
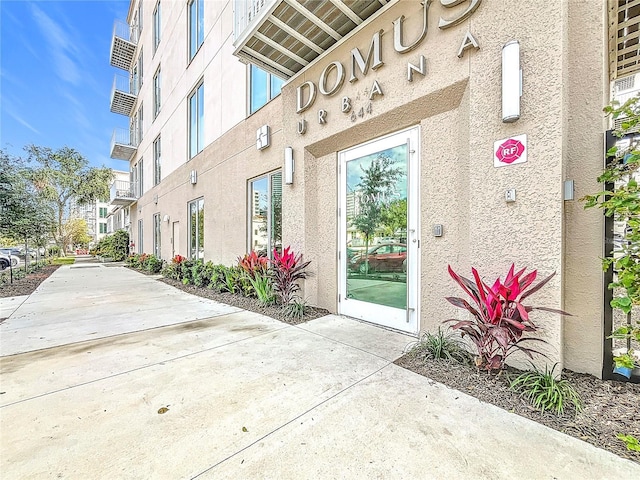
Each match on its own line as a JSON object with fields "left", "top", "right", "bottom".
{"left": 338, "top": 127, "right": 420, "bottom": 334}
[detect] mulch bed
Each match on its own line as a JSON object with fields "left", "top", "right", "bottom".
{"left": 395, "top": 353, "right": 640, "bottom": 464}
{"left": 0, "top": 265, "right": 61, "bottom": 298}
{"left": 157, "top": 276, "right": 330, "bottom": 325}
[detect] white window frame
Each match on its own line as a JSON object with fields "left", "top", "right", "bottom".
{"left": 153, "top": 135, "right": 161, "bottom": 186}
{"left": 188, "top": 0, "right": 204, "bottom": 61}
{"left": 153, "top": 67, "right": 161, "bottom": 118}
{"left": 138, "top": 219, "right": 144, "bottom": 254}
{"left": 188, "top": 81, "right": 204, "bottom": 159}
{"left": 249, "top": 64, "right": 284, "bottom": 114}
{"left": 153, "top": 212, "right": 161, "bottom": 258}
{"left": 247, "top": 170, "right": 282, "bottom": 258}
{"left": 153, "top": 1, "right": 161, "bottom": 53}
{"left": 188, "top": 197, "right": 204, "bottom": 260}
{"left": 137, "top": 103, "right": 144, "bottom": 143}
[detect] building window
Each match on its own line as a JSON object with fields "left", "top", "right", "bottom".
{"left": 137, "top": 49, "right": 144, "bottom": 88}
{"left": 250, "top": 65, "right": 284, "bottom": 114}
{"left": 189, "top": 82, "right": 204, "bottom": 158}
{"left": 138, "top": 103, "right": 144, "bottom": 142}
{"left": 138, "top": 219, "right": 144, "bottom": 254}
{"left": 153, "top": 135, "right": 161, "bottom": 186}
{"left": 153, "top": 67, "right": 161, "bottom": 118}
{"left": 153, "top": 213, "right": 161, "bottom": 258}
{"left": 188, "top": 198, "right": 204, "bottom": 260}
{"left": 153, "top": 1, "right": 161, "bottom": 52}
{"left": 132, "top": 62, "right": 140, "bottom": 95}
{"left": 188, "top": 0, "right": 204, "bottom": 60}
{"left": 99, "top": 207, "right": 107, "bottom": 218}
{"left": 248, "top": 171, "right": 282, "bottom": 257}
{"left": 99, "top": 223, "right": 107, "bottom": 234}
{"left": 132, "top": 158, "right": 144, "bottom": 197}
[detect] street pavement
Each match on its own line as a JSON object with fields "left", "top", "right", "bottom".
{"left": 1, "top": 262, "right": 638, "bottom": 479}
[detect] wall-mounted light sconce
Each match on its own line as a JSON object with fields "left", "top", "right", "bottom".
{"left": 256, "top": 125, "right": 271, "bottom": 150}
{"left": 153, "top": 194, "right": 158, "bottom": 205}
{"left": 284, "top": 146, "right": 294, "bottom": 185}
{"left": 190, "top": 170, "right": 197, "bottom": 185}
{"left": 502, "top": 40, "right": 522, "bottom": 123}
{"left": 163, "top": 214, "right": 170, "bottom": 223}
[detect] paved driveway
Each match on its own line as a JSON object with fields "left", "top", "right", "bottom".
{"left": 1, "top": 264, "right": 638, "bottom": 479}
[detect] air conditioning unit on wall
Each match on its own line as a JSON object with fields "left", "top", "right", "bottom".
{"left": 612, "top": 73, "right": 640, "bottom": 132}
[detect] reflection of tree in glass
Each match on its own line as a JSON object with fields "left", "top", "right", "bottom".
{"left": 198, "top": 202, "right": 204, "bottom": 258}
{"left": 352, "top": 154, "right": 403, "bottom": 274}
{"left": 380, "top": 198, "right": 407, "bottom": 237}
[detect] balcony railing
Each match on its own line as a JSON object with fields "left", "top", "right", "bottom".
{"left": 110, "top": 128, "right": 137, "bottom": 161}
{"left": 234, "top": 0, "right": 274, "bottom": 42}
{"left": 110, "top": 72, "right": 137, "bottom": 116}
{"left": 232, "top": 0, "right": 388, "bottom": 79}
{"left": 110, "top": 20, "right": 139, "bottom": 70}
{"left": 110, "top": 180, "right": 137, "bottom": 206}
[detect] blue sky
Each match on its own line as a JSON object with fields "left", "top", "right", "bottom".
{"left": 1, "top": 0, "right": 130, "bottom": 170}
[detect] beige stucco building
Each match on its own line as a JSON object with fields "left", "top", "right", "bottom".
{"left": 108, "top": 0, "right": 637, "bottom": 378}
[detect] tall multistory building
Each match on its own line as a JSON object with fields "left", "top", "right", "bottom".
{"left": 107, "top": 0, "right": 639, "bottom": 378}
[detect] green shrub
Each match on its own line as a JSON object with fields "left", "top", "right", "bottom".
{"left": 95, "top": 230, "right": 129, "bottom": 261}
{"left": 144, "top": 255, "right": 163, "bottom": 273}
{"left": 509, "top": 364, "right": 583, "bottom": 415}
{"left": 283, "top": 297, "right": 309, "bottom": 320}
{"left": 617, "top": 433, "right": 640, "bottom": 452}
{"left": 249, "top": 272, "right": 275, "bottom": 305}
{"left": 409, "top": 328, "right": 470, "bottom": 363}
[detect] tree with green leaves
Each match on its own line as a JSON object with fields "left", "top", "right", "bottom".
{"left": 380, "top": 198, "right": 407, "bottom": 238}
{"left": 61, "top": 218, "right": 92, "bottom": 250}
{"left": 583, "top": 94, "right": 640, "bottom": 373}
{"left": 25, "top": 145, "right": 113, "bottom": 256}
{"left": 352, "top": 154, "right": 403, "bottom": 274}
{"left": 0, "top": 149, "right": 55, "bottom": 269}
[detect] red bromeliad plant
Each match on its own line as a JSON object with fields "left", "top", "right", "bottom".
{"left": 271, "top": 246, "right": 311, "bottom": 305}
{"left": 172, "top": 254, "right": 185, "bottom": 264}
{"left": 237, "top": 251, "right": 269, "bottom": 279}
{"left": 445, "top": 264, "right": 569, "bottom": 372}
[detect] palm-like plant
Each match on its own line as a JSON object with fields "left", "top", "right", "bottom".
{"left": 271, "top": 246, "right": 311, "bottom": 305}
{"left": 445, "top": 264, "right": 569, "bottom": 372}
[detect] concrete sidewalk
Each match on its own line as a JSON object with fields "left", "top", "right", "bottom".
{"left": 1, "top": 265, "right": 638, "bottom": 479}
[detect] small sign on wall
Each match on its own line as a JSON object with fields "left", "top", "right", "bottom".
{"left": 494, "top": 134, "right": 527, "bottom": 167}
{"left": 256, "top": 125, "right": 271, "bottom": 150}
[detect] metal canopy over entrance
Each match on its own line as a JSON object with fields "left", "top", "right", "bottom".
{"left": 233, "top": 0, "right": 391, "bottom": 80}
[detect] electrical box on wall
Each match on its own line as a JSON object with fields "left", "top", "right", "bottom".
{"left": 505, "top": 189, "right": 516, "bottom": 202}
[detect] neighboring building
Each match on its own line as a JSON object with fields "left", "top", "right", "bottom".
{"left": 69, "top": 169, "right": 129, "bottom": 245}
{"left": 107, "top": 0, "right": 639, "bottom": 378}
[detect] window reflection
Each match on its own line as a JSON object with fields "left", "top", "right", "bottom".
{"left": 249, "top": 172, "right": 282, "bottom": 257}
{"left": 345, "top": 145, "right": 408, "bottom": 309}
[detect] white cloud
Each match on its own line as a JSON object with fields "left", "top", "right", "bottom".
{"left": 30, "top": 4, "right": 81, "bottom": 85}
{"left": 6, "top": 109, "right": 41, "bottom": 135}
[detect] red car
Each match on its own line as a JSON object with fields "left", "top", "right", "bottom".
{"left": 349, "top": 243, "right": 407, "bottom": 273}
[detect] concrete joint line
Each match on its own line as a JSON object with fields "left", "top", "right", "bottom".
{"left": 293, "top": 323, "right": 403, "bottom": 363}
{"left": 0, "top": 310, "right": 247, "bottom": 358}
{"left": 2, "top": 295, "right": 31, "bottom": 322}
{"left": 0, "top": 324, "right": 290, "bottom": 409}
{"left": 191, "top": 363, "right": 394, "bottom": 479}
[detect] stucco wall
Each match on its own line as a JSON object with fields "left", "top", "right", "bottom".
{"left": 278, "top": 0, "right": 605, "bottom": 373}
{"left": 126, "top": 0, "right": 607, "bottom": 376}
{"left": 563, "top": 1, "right": 607, "bottom": 376}
{"left": 132, "top": 96, "right": 284, "bottom": 264}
